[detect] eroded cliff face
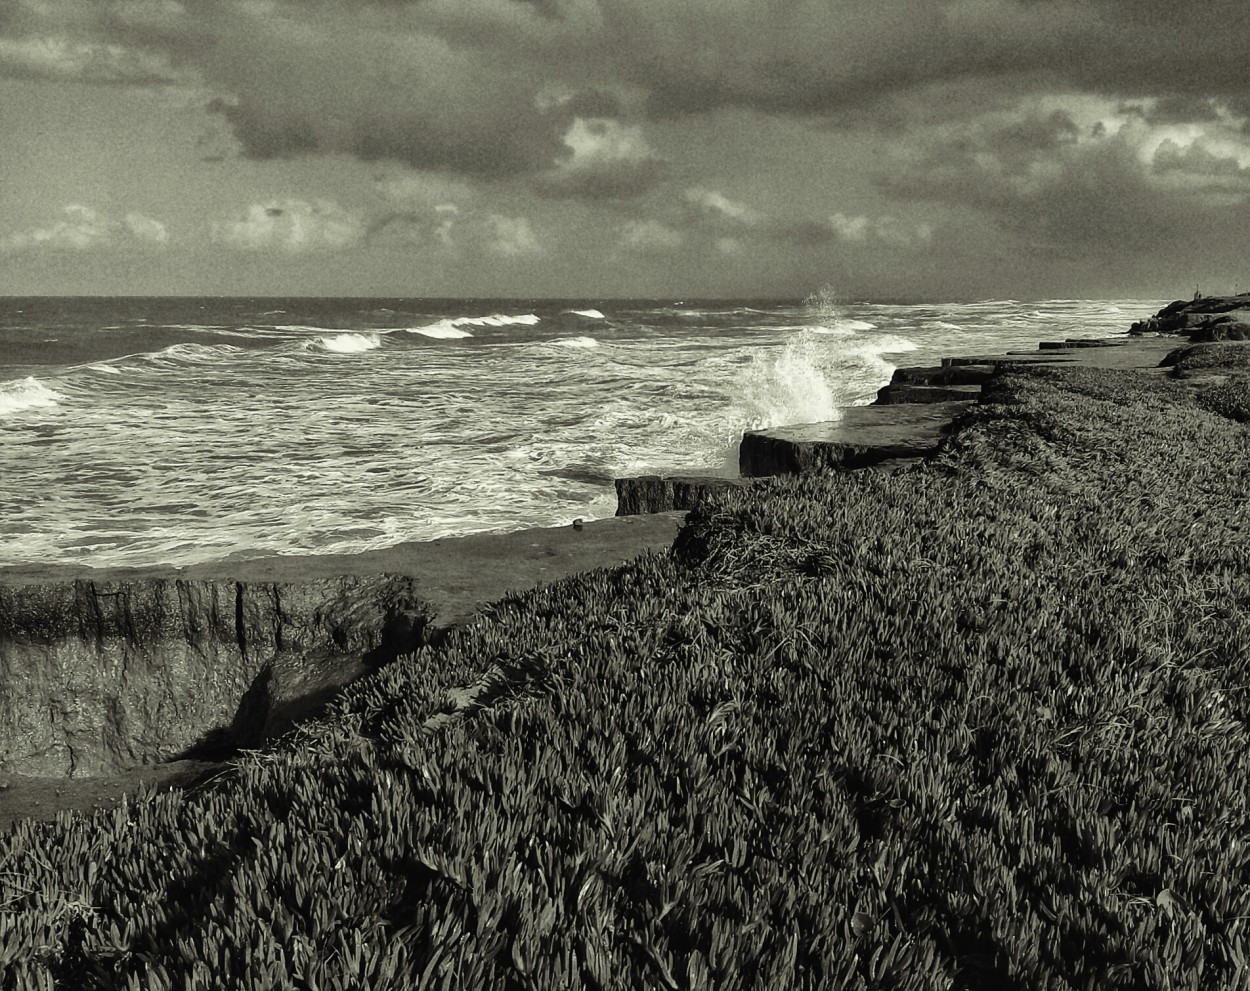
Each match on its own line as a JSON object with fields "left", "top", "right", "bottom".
{"left": 0, "top": 575, "right": 429, "bottom": 777}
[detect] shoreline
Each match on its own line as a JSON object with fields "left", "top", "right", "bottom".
{"left": 0, "top": 307, "right": 1205, "bottom": 822}
{"left": 6, "top": 299, "right": 1250, "bottom": 983}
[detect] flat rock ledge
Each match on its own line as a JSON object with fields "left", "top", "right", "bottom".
{"left": 739, "top": 401, "right": 974, "bottom": 476}
{"left": 622, "top": 336, "right": 1166, "bottom": 506}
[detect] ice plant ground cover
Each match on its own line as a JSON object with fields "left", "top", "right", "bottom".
{"left": 3, "top": 345, "right": 1250, "bottom": 989}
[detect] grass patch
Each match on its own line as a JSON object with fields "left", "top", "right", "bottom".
{"left": 4, "top": 363, "right": 1250, "bottom": 989}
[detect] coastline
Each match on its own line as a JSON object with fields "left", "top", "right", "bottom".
{"left": 0, "top": 320, "right": 1179, "bottom": 817}
{"left": 6, "top": 299, "right": 1250, "bottom": 984}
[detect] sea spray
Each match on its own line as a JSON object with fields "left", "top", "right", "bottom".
{"left": 734, "top": 286, "right": 847, "bottom": 429}
{"left": 739, "top": 335, "right": 840, "bottom": 428}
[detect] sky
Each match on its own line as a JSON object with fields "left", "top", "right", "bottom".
{"left": 2, "top": 0, "right": 1249, "bottom": 300}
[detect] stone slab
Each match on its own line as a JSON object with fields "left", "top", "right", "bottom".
{"left": 892, "top": 364, "right": 998, "bottom": 386}
{"left": 874, "top": 383, "right": 983, "bottom": 405}
{"left": 942, "top": 353, "right": 1076, "bottom": 368}
{"left": 615, "top": 475, "right": 752, "bottom": 516}
{"left": 739, "top": 401, "right": 974, "bottom": 476}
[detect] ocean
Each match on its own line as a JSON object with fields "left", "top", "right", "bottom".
{"left": 0, "top": 295, "right": 1161, "bottom": 570}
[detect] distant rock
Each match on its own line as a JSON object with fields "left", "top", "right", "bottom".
{"left": 1130, "top": 295, "right": 1250, "bottom": 340}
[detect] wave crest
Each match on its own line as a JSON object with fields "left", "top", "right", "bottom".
{"left": 407, "top": 321, "right": 474, "bottom": 340}
{"left": 0, "top": 376, "right": 64, "bottom": 416}
{"left": 316, "top": 332, "right": 382, "bottom": 354}
{"left": 453, "top": 313, "right": 541, "bottom": 328}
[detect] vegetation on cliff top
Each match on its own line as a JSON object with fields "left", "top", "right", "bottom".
{"left": 3, "top": 349, "right": 1250, "bottom": 989}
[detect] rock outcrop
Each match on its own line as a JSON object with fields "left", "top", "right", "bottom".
{"left": 0, "top": 575, "right": 429, "bottom": 777}
{"left": 739, "top": 401, "right": 973, "bottom": 476}
{"left": 615, "top": 475, "right": 752, "bottom": 516}
{"left": 1130, "top": 295, "right": 1250, "bottom": 340}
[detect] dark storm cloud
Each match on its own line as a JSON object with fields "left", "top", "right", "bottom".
{"left": 0, "top": 1, "right": 579, "bottom": 176}
{"left": 1121, "top": 96, "right": 1224, "bottom": 127}
{"left": 1153, "top": 140, "right": 1250, "bottom": 181}
{"left": 7, "top": 0, "right": 1250, "bottom": 183}
{"left": 596, "top": 0, "right": 1250, "bottom": 118}
{"left": 183, "top": 8, "right": 574, "bottom": 177}
{"left": 881, "top": 110, "right": 1250, "bottom": 257}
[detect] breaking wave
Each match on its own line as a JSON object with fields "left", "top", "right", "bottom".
{"left": 569, "top": 309, "right": 606, "bottom": 319}
{"left": 452, "top": 313, "right": 541, "bottom": 328}
{"left": 315, "top": 332, "right": 382, "bottom": 354}
{"left": 552, "top": 336, "right": 600, "bottom": 349}
{"left": 0, "top": 376, "right": 64, "bottom": 416}
{"left": 407, "top": 322, "right": 475, "bottom": 340}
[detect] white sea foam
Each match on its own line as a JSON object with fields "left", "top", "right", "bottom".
{"left": 407, "top": 321, "right": 475, "bottom": 339}
{"left": 0, "top": 376, "right": 64, "bottom": 416}
{"left": 932, "top": 321, "right": 962, "bottom": 331}
{"left": 809, "top": 325, "right": 855, "bottom": 338}
{"left": 316, "top": 332, "right": 382, "bottom": 354}
{"left": 826, "top": 318, "right": 877, "bottom": 333}
{"left": 89, "top": 363, "right": 123, "bottom": 374}
{"left": 552, "top": 336, "right": 600, "bottom": 349}
{"left": 569, "top": 309, "right": 606, "bottom": 319}
{"left": 0, "top": 297, "right": 1149, "bottom": 571}
{"left": 453, "top": 313, "right": 541, "bottom": 328}
{"left": 852, "top": 335, "right": 919, "bottom": 358}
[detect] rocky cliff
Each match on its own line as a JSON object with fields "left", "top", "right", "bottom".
{"left": 0, "top": 575, "right": 429, "bottom": 777}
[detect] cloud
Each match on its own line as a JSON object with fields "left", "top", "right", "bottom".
{"left": 880, "top": 98, "right": 1250, "bottom": 253}
{"left": 0, "top": 33, "right": 176, "bottom": 83}
{"left": 210, "top": 199, "right": 364, "bottom": 253}
{"left": 617, "top": 218, "right": 685, "bottom": 253}
{"left": 827, "top": 213, "right": 933, "bottom": 248}
{"left": 367, "top": 173, "right": 475, "bottom": 247}
{"left": 10, "top": 0, "right": 1250, "bottom": 186}
{"left": 596, "top": 0, "right": 1250, "bottom": 119}
{"left": 140, "top": 3, "right": 582, "bottom": 177}
{"left": 0, "top": 0, "right": 1080, "bottom": 124}
{"left": 1153, "top": 138, "right": 1250, "bottom": 181}
{"left": 682, "top": 188, "right": 761, "bottom": 226}
{"left": 535, "top": 117, "right": 667, "bottom": 199}
{"left": 485, "top": 214, "right": 541, "bottom": 257}
{"left": 0, "top": 204, "right": 169, "bottom": 251}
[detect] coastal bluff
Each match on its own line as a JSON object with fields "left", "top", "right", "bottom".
{"left": 0, "top": 304, "right": 1201, "bottom": 794}
{"left": 0, "top": 513, "right": 681, "bottom": 780}
{"left": 0, "top": 576, "right": 427, "bottom": 777}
